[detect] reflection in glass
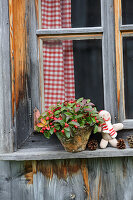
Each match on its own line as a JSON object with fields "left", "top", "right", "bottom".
{"left": 41, "top": 0, "right": 101, "bottom": 29}
{"left": 123, "top": 37, "right": 133, "bottom": 118}
{"left": 122, "top": 0, "right": 133, "bottom": 24}
{"left": 73, "top": 40, "right": 104, "bottom": 110}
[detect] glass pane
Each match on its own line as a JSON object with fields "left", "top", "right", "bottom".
{"left": 42, "top": 39, "right": 104, "bottom": 111}
{"left": 123, "top": 37, "right": 133, "bottom": 118}
{"left": 41, "top": 0, "right": 101, "bottom": 29}
{"left": 122, "top": 0, "right": 133, "bottom": 24}
{"left": 73, "top": 40, "right": 103, "bottom": 110}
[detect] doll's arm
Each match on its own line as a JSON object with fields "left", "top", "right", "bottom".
{"left": 113, "top": 123, "right": 123, "bottom": 131}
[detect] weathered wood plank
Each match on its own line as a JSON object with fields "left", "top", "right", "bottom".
{"left": 114, "top": 0, "right": 125, "bottom": 122}
{"left": 36, "top": 27, "right": 103, "bottom": 35}
{"left": 1, "top": 158, "right": 133, "bottom": 200}
{"left": 102, "top": 0, "right": 118, "bottom": 124}
{"left": 0, "top": 0, "right": 13, "bottom": 153}
{"left": 9, "top": 0, "right": 40, "bottom": 148}
{"left": 1, "top": 145, "right": 133, "bottom": 161}
{"left": 120, "top": 25, "right": 133, "bottom": 31}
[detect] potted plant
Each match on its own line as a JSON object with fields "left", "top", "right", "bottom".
{"left": 36, "top": 98, "right": 104, "bottom": 152}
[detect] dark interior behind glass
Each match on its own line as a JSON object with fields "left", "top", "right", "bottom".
{"left": 123, "top": 37, "right": 133, "bottom": 119}
{"left": 73, "top": 39, "right": 104, "bottom": 111}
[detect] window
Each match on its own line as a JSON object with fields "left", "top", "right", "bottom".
{"left": 37, "top": 0, "right": 116, "bottom": 120}
{"left": 1, "top": 0, "right": 133, "bottom": 159}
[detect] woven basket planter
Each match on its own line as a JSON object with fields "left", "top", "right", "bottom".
{"left": 56, "top": 126, "right": 93, "bottom": 152}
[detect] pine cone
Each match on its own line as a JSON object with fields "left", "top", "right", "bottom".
{"left": 117, "top": 138, "right": 126, "bottom": 149}
{"left": 127, "top": 135, "right": 133, "bottom": 148}
{"left": 88, "top": 139, "right": 98, "bottom": 151}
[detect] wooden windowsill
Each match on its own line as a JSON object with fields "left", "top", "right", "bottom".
{"left": 0, "top": 132, "right": 133, "bottom": 161}
{"left": 0, "top": 146, "right": 133, "bottom": 161}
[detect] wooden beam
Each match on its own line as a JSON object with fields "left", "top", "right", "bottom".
{"left": 120, "top": 25, "right": 133, "bottom": 31}
{"left": 36, "top": 27, "right": 103, "bottom": 35}
{"left": 114, "top": 0, "right": 125, "bottom": 122}
{"left": 38, "top": 33, "right": 103, "bottom": 40}
{"left": 0, "top": 0, "right": 14, "bottom": 153}
{"left": 0, "top": 146, "right": 133, "bottom": 160}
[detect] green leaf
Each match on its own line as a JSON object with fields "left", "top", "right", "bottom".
{"left": 76, "top": 97, "right": 83, "bottom": 103}
{"left": 69, "top": 121, "right": 80, "bottom": 126}
{"left": 94, "top": 125, "right": 98, "bottom": 134}
{"left": 54, "top": 125, "right": 60, "bottom": 130}
{"left": 64, "top": 127, "right": 70, "bottom": 132}
{"left": 44, "top": 131, "right": 50, "bottom": 139}
{"left": 54, "top": 120, "right": 65, "bottom": 127}
{"left": 65, "top": 130, "right": 70, "bottom": 138}
{"left": 64, "top": 112, "right": 72, "bottom": 116}
{"left": 54, "top": 110, "right": 61, "bottom": 115}
{"left": 66, "top": 116, "right": 71, "bottom": 122}
{"left": 75, "top": 114, "right": 84, "bottom": 119}
{"left": 92, "top": 118, "right": 96, "bottom": 123}
{"left": 35, "top": 126, "right": 42, "bottom": 132}
{"left": 50, "top": 128, "right": 54, "bottom": 135}
{"left": 60, "top": 107, "right": 66, "bottom": 111}
{"left": 87, "top": 99, "right": 91, "bottom": 103}
{"left": 56, "top": 132, "right": 62, "bottom": 139}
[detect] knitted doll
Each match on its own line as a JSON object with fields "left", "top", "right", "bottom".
{"left": 98, "top": 110, "right": 124, "bottom": 148}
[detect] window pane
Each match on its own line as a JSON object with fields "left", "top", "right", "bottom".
{"left": 122, "top": 0, "right": 133, "bottom": 24}
{"left": 42, "top": 39, "right": 104, "bottom": 111}
{"left": 41, "top": 0, "right": 101, "bottom": 29}
{"left": 123, "top": 37, "right": 133, "bottom": 118}
{"left": 73, "top": 40, "right": 103, "bottom": 110}
{"left": 71, "top": 0, "right": 101, "bottom": 28}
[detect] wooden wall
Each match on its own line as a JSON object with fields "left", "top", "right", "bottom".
{"left": 0, "top": 158, "right": 133, "bottom": 200}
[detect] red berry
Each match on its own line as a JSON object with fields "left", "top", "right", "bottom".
{"left": 65, "top": 123, "right": 69, "bottom": 127}
{"left": 54, "top": 128, "right": 57, "bottom": 133}
{"left": 58, "top": 117, "right": 62, "bottom": 120}
{"left": 46, "top": 117, "right": 49, "bottom": 120}
{"left": 74, "top": 125, "right": 78, "bottom": 128}
{"left": 50, "top": 123, "right": 52, "bottom": 125}
{"left": 40, "top": 130, "right": 44, "bottom": 133}
{"left": 61, "top": 130, "right": 65, "bottom": 133}
{"left": 54, "top": 117, "right": 58, "bottom": 120}
{"left": 42, "top": 127, "right": 46, "bottom": 130}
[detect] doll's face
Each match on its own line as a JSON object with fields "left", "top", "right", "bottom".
{"left": 99, "top": 110, "right": 111, "bottom": 121}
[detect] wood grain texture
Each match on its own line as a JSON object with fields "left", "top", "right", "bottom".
{"left": 1, "top": 158, "right": 133, "bottom": 200}
{"left": 114, "top": 0, "right": 125, "bottom": 122}
{"left": 9, "top": 0, "right": 40, "bottom": 148}
{"left": 36, "top": 27, "right": 103, "bottom": 35}
{"left": 102, "top": 0, "right": 118, "bottom": 124}
{"left": 0, "top": 0, "right": 14, "bottom": 153}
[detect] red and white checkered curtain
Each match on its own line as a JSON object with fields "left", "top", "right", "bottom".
{"left": 41, "top": 0, "right": 75, "bottom": 110}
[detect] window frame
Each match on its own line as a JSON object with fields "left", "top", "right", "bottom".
{"left": 114, "top": 0, "right": 133, "bottom": 129}
{"left": 1, "top": 0, "right": 133, "bottom": 158}
{"left": 37, "top": 0, "right": 118, "bottom": 124}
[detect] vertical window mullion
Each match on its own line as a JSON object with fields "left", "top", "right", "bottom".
{"left": 102, "top": 0, "right": 117, "bottom": 123}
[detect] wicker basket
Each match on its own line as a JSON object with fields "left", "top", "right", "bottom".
{"left": 56, "top": 126, "right": 92, "bottom": 152}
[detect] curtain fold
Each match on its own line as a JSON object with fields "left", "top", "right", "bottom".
{"left": 41, "top": 0, "right": 75, "bottom": 110}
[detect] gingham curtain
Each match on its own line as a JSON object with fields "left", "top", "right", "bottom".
{"left": 41, "top": 0, "right": 75, "bottom": 110}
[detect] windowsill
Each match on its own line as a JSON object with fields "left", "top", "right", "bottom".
{"left": 0, "top": 131, "right": 133, "bottom": 161}
{"left": 0, "top": 146, "right": 133, "bottom": 161}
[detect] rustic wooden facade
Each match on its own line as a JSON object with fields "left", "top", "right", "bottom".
{"left": 1, "top": 0, "right": 133, "bottom": 199}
